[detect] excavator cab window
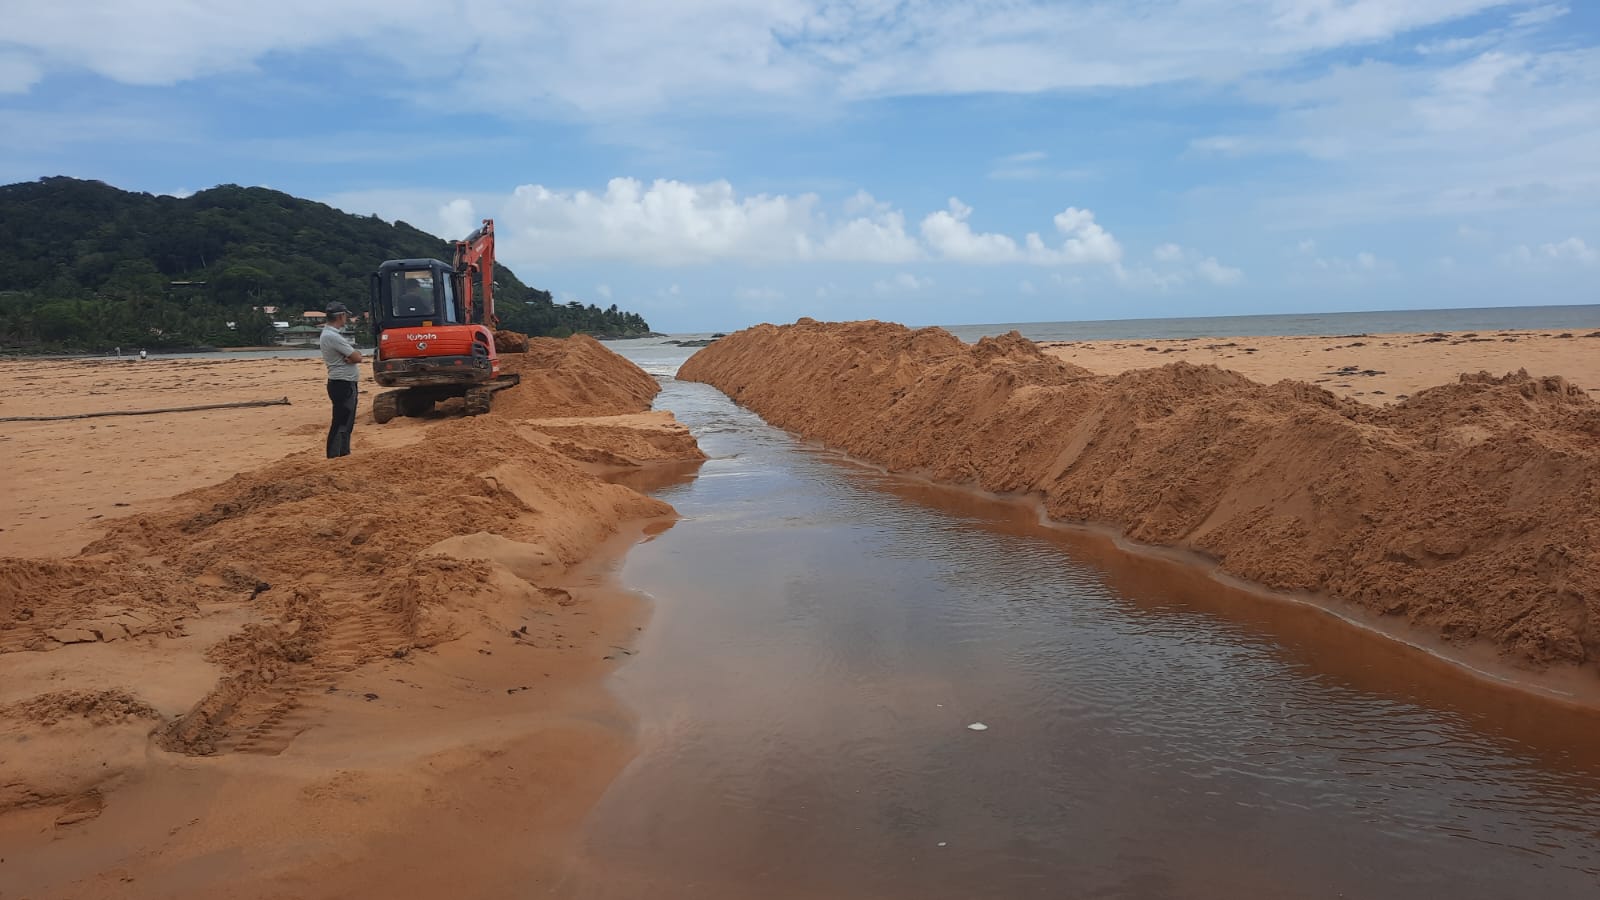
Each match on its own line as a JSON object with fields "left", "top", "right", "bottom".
{"left": 440, "top": 277, "right": 458, "bottom": 323}
{"left": 391, "top": 271, "right": 437, "bottom": 319}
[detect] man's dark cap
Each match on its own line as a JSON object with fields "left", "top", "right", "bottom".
{"left": 325, "top": 302, "right": 351, "bottom": 317}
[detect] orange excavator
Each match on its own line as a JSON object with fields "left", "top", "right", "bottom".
{"left": 368, "top": 218, "right": 520, "bottom": 423}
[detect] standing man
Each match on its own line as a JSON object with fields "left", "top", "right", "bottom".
{"left": 320, "top": 302, "right": 363, "bottom": 458}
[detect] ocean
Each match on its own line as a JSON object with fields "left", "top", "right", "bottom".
{"left": 934, "top": 303, "right": 1600, "bottom": 343}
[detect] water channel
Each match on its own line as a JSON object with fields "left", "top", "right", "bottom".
{"left": 566, "top": 347, "right": 1600, "bottom": 899}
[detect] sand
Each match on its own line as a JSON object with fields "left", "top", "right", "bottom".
{"left": 680, "top": 320, "right": 1600, "bottom": 678}
{"left": 0, "top": 337, "right": 705, "bottom": 898}
{"left": 1039, "top": 328, "right": 1600, "bottom": 405}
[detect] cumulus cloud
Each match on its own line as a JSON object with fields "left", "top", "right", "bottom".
{"left": 501, "top": 178, "right": 817, "bottom": 265}
{"left": 814, "top": 199, "right": 923, "bottom": 263}
{"left": 478, "top": 179, "right": 940, "bottom": 266}
{"left": 438, "top": 198, "right": 477, "bottom": 242}
{"left": 919, "top": 199, "right": 1026, "bottom": 263}
{"left": 919, "top": 199, "right": 1122, "bottom": 266}
{"left": 332, "top": 178, "right": 1185, "bottom": 283}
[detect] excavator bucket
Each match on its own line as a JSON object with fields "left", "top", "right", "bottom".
{"left": 493, "top": 330, "right": 529, "bottom": 354}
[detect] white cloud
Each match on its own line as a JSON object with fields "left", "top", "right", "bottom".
{"left": 1306, "top": 249, "right": 1393, "bottom": 276}
{"left": 919, "top": 199, "right": 1121, "bottom": 266}
{"left": 1508, "top": 236, "right": 1597, "bottom": 264}
{"left": 1113, "top": 264, "right": 1187, "bottom": 291}
{"left": 501, "top": 178, "right": 818, "bottom": 265}
{"left": 1416, "top": 34, "right": 1498, "bottom": 57}
{"left": 1296, "top": 239, "right": 1318, "bottom": 254}
{"left": 461, "top": 180, "right": 924, "bottom": 266}
{"left": 596, "top": 284, "right": 612, "bottom": 299}
{"left": 1048, "top": 208, "right": 1123, "bottom": 264}
{"left": 1200, "top": 43, "right": 1600, "bottom": 225}
{"left": 1019, "top": 279, "right": 1037, "bottom": 295}
{"left": 1196, "top": 256, "right": 1244, "bottom": 285}
{"left": 438, "top": 198, "right": 477, "bottom": 241}
{"left": 1512, "top": 4, "right": 1569, "bottom": 27}
{"left": 873, "top": 272, "right": 933, "bottom": 293}
{"left": 815, "top": 200, "right": 923, "bottom": 263}
{"left": 0, "top": 1, "right": 1523, "bottom": 118}
{"left": 986, "top": 150, "right": 1093, "bottom": 182}
{"left": 1139, "top": 242, "right": 1244, "bottom": 287}
{"left": 920, "top": 198, "right": 1024, "bottom": 263}
{"left": 334, "top": 180, "right": 1126, "bottom": 270}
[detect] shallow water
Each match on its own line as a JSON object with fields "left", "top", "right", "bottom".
{"left": 570, "top": 368, "right": 1600, "bottom": 899}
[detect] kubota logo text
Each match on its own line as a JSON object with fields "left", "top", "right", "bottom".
{"left": 405, "top": 332, "right": 438, "bottom": 340}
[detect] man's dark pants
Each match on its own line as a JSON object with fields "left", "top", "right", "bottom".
{"left": 326, "top": 379, "right": 358, "bottom": 458}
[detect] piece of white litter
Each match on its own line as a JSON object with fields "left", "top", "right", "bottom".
{"left": 938, "top": 842, "right": 948, "bottom": 847}
{"left": 967, "top": 722, "right": 988, "bottom": 731}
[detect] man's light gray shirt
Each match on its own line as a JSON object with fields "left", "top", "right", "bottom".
{"left": 320, "top": 325, "right": 360, "bottom": 382}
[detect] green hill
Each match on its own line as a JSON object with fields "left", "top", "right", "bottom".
{"left": 0, "top": 176, "right": 652, "bottom": 351}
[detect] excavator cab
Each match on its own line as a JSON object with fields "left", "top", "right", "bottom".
{"left": 372, "top": 260, "right": 460, "bottom": 334}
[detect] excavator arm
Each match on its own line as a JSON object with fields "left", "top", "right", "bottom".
{"left": 453, "top": 219, "right": 497, "bottom": 327}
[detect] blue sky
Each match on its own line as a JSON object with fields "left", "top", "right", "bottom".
{"left": 2, "top": 1, "right": 1597, "bottom": 332}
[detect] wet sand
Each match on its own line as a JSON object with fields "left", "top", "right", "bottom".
{"left": 0, "top": 343, "right": 705, "bottom": 898}
{"left": 1039, "top": 328, "right": 1600, "bottom": 403}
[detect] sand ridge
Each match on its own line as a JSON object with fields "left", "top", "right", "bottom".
{"left": 0, "top": 336, "right": 705, "bottom": 897}
{"left": 680, "top": 319, "right": 1600, "bottom": 675}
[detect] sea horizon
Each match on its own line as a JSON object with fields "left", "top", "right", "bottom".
{"left": 925, "top": 302, "right": 1600, "bottom": 344}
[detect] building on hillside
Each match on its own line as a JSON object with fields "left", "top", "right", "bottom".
{"left": 279, "top": 324, "right": 323, "bottom": 347}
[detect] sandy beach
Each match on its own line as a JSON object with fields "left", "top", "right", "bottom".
{"left": 0, "top": 338, "right": 705, "bottom": 898}
{"left": 5, "top": 323, "right": 1600, "bottom": 895}
{"left": 1039, "top": 328, "right": 1600, "bottom": 404}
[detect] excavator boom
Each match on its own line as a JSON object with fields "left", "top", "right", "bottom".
{"left": 454, "top": 219, "right": 496, "bottom": 327}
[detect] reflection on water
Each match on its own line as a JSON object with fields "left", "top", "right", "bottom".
{"left": 571, "top": 376, "right": 1600, "bottom": 900}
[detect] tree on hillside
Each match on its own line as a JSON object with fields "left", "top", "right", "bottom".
{"left": 0, "top": 176, "right": 655, "bottom": 351}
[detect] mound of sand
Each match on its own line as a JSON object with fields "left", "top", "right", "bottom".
{"left": 0, "top": 335, "right": 701, "bottom": 817}
{"left": 680, "top": 320, "right": 1600, "bottom": 673}
{"left": 494, "top": 335, "right": 662, "bottom": 419}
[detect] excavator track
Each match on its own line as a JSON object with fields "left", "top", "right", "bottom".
{"left": 463, "top": 387, "right": 492, "bottom": 416}
{"left": 372, "top": 390, "right": 401, "bottom": 424}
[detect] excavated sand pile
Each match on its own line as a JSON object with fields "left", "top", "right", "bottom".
{"left": 0, "top": 336, "right": 700, "bottom": 814}
{"left": 494, "top": 335, "right": 662, "bottom": 419}
{"left": 680, "top": 319, "right": 1600, "bottom": 673}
